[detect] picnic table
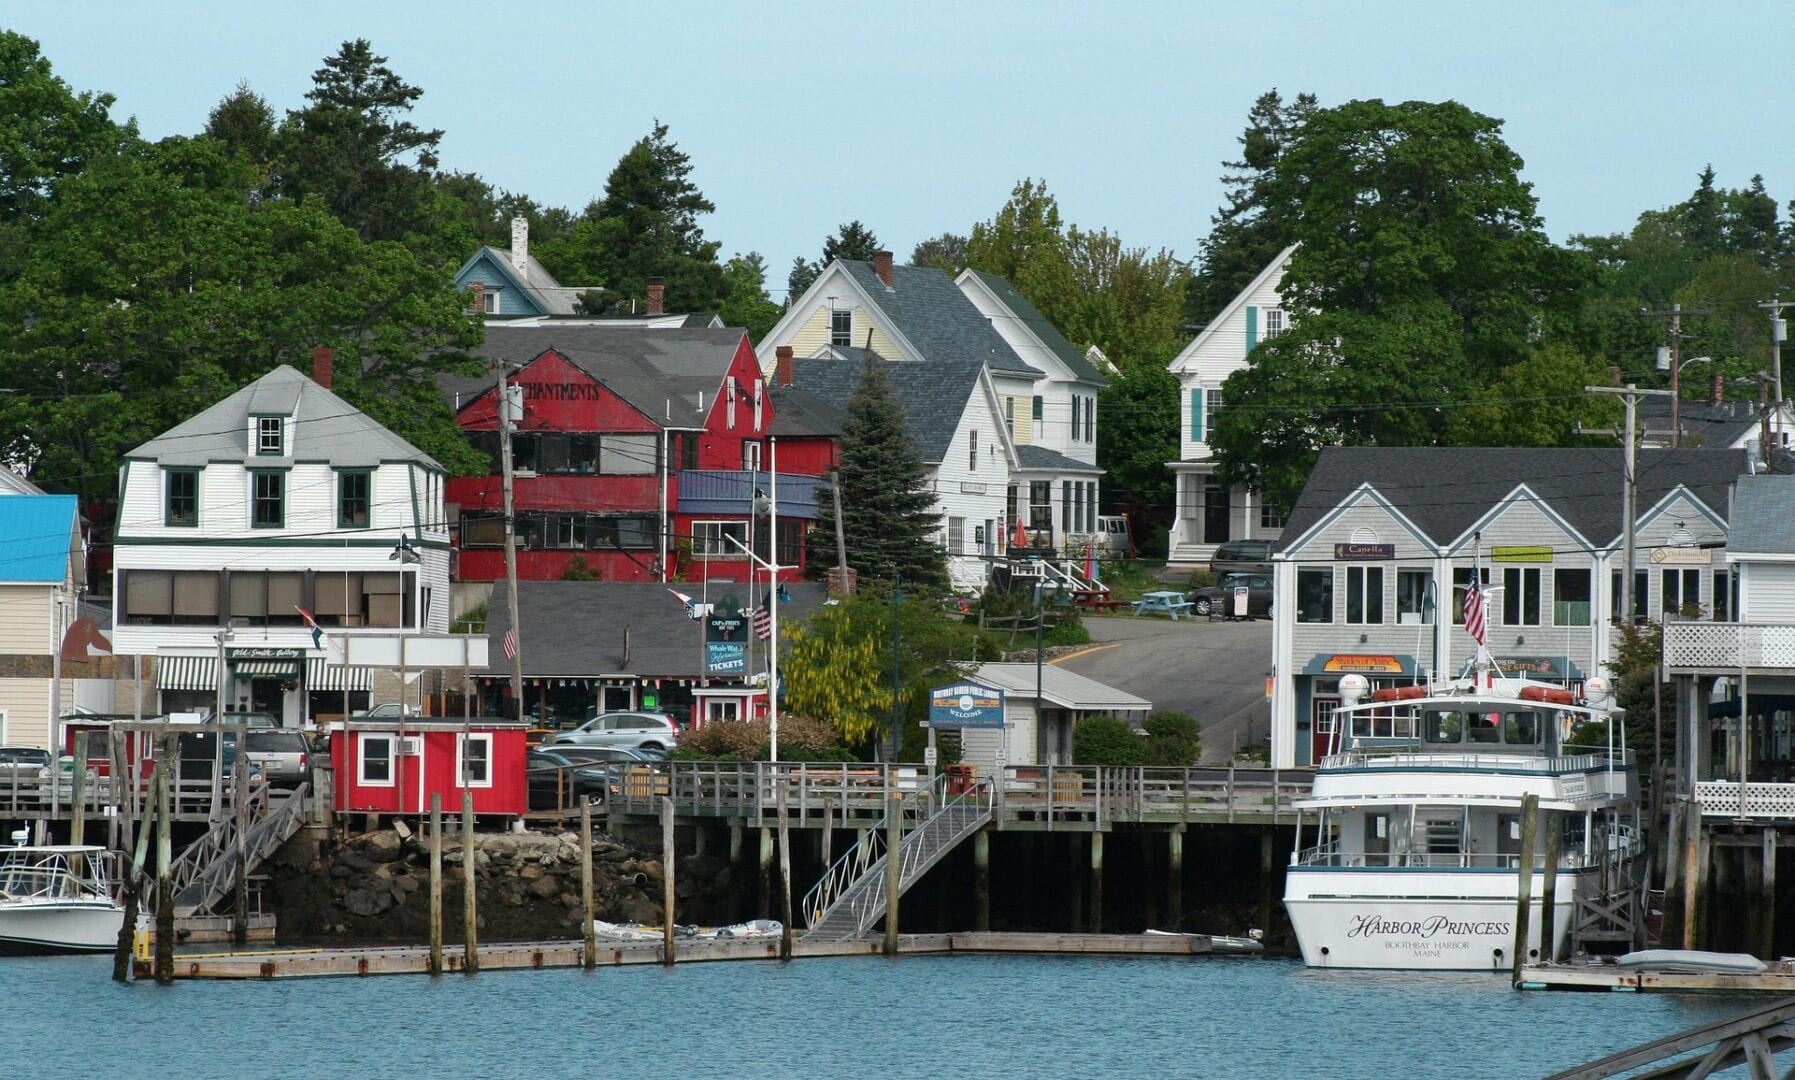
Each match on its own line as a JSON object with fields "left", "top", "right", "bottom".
{"left": 1132, "top": 590, "right": 1195, "bottom": 620}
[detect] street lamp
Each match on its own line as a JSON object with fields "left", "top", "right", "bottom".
{"left": 1656, "top": 351, "right": 1712, "bottom": 449}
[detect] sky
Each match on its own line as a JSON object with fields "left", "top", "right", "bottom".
{"left": 10, "top": 1, "right": 1795, "bottom": 298}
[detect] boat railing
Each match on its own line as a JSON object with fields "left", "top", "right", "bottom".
{"left": 1320, "top": 748, "right": 1633, "bottom": 772}
{"left": 1293, "top": 824, "right": 1641, "bottom": 870}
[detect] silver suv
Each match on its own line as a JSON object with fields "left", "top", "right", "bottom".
{"left": 243, "top": 730, "right": 312, "bottom": 788}
{"left": 545, "top": 712, "right": 678, "bottom": 754}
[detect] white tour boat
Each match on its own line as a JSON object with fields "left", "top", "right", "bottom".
{"left": 0, "top": 845, "right": 126, "bottom": 955}
{"left": 1284, "top": 657, "right": 1640, "bottom": 971}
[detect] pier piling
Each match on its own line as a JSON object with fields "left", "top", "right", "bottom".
{"left": 883, "top": 793, "right": 900, "bottom": 956}
{"left": 580, "top": 796, "right": 596, "bottom": 970}
{"left": 428, "top": 795, "right": 442, "bottom": 975}
{"left": 1511, "top": 793, "right": 1539, "bottom": 982}
{"left": 1661, "top": 800, "right": 1686, "bottom": 947}
{"left": 777, "top": 783, "right": 793, "bottom": 961}
{"left": 70, "top": 732, "right": 87, "bottom": 847}
{"left": 758, "top": 827, "right": 773, "bottom": 919}
{"left": 661, "top": 797, "right": 676, "bottom": 967}
{"left": 1681, "top": 802, "right": 1701, "bottom": 950}
{"left": 113, "top": 754, "right": 159, "bottom": 983}
{"left": 232, "top": 721, "right": 248, "bottom": 948}
{"left": 1539, "top": 811, "right": 1560, "bottom": 963}
{"left": 1089, "top": 832, "right": 1104, "bottom": 934}
{"left": 1168, "top": 826, "right": 1184, "bottom": 932}
{"left": 155, "top": 735, "right": 175, "bottom": 985}
{"left": 462, "top": 791, "right": 478, "bottom": 975}
{"left": 1760, "top": 829, "right": 1777, "bottom": 958}
{"left": 1258, "top": 827, "right": 1273, "bottom": 944}
{"left": 973, "top": 831, "right": 990, "bottom": 932}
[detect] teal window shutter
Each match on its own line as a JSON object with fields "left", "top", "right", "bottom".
{"left": 1245, "top": 306, "right": 1258, "bottom": 352}
{"left": 1190, "top": 388, "right": 1204, "bottom": 442}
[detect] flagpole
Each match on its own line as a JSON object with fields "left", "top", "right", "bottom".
{"left": 768, "top": 437, "right": 780, "bottom": 765}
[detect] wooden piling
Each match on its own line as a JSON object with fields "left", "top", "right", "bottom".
{"left": 821, "top": 802, "right": 834, "bottom": 868}
{"left": 1538, "top": 811, "right": 1561, "bottom": 963}
{"left": 883, "top": 792, "right": 901, "bottom": 956}
{"left": 973, "top": 830, "right": 990, "bottom": 933}
{"left": 728, "top": 824, "right": 744, "bottom": 922}
{"left": 758, "top": 827, "right": 774, "bottom": 919}
{"left": 1681, "top": 804, "right": 1702, "bottom": 950}
{"left": 462, "top": 791, "right": 478, "bottom": 975}
{"left": 70, "top": 732, "right": 87, "bottom": 847}
{"left": 1258, "top": 827, "right": 1273, "bottom": 944}
{"left": 1511, "top": 793, "right": 1539, "bottom": 982}
{"left": 661, "top": 797, "right": 676, "bottom": 967}
{"left": 581, "top": 796, "right": 596, "bottom": 970}
{"left": 232, "top": 722, "right": 249, "bottom": 948}
{"left": 777, "top": 782, "right": 793, "bottom": 961}
{"left": 1068, "top": 834, "right": 1085, "bottom": 932}
{"left": 112, "top": 754, "right": 159, "bottom": 982}
{"left": 1168, "top": 826, "right": 1185, "bottom": 933}
{"left": 1660, "top": 801, "right": 1686, "bottom": 947}
{"left": 155, "top": 736, "right": 175, "bottom": 985}
{"left": 1089, "top": 831, "right": 1105, "bottom": 934}
{"left": 428, "top": 794, "right": 442, "bottom": 975}
{"left": 1762, "top": 828, "right": 1778, "bottom": 959}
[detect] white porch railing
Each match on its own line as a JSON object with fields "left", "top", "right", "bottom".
{"left": 1663, "top": 623, "right": 1795, "bottom": 671}
{"left": 1692, "top": 780, "right": 1795, "bottom": 819}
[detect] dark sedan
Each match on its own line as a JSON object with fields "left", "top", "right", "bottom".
{"left": 1188, "top": 572, "right": 1273, "bottom": 618}
{"left": 527, "top": 747, "right": 652, "bottom": 811}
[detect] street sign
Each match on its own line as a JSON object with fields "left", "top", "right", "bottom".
{"left": 923, "top": 747, "right": 937, "bottom": 767}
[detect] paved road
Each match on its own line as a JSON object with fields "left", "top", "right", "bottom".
{"left": 1055, "top": 613, "right": 1273, "bottom": 764}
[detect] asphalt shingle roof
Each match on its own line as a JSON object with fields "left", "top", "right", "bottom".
{"left": 481, "top": 580, "right": 829, "bottom": 677}
{"left": 127, "top": 366, "right": 441, "bottom": 469}
{"left": 1280, "top": 447, "right": 1747, "bottom": 551}
{"left": 443, "top": 326, "right": 749, "bottom": 423}
{"left": 767, "top": 385, "right": 846, "bottom": 439}
{"left": 1638, "top": 397, "right": 1764, "bottom": 447}
{"left": 963, "top": 270, "right": 1106, "bottom": 385}
{"left": 1015, "top": 445, "right": 1102, "bottom": 473}
{"left": 838, "top": 261, "right": 1041, "bottom": 378}
{"left": 1724, "top": 474, "right": 1795, "bottom": 554}
{"left": 783, "top": 356, "right": 983, "bottom": 462}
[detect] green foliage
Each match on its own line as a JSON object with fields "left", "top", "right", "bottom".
{"left": 719, "top": 252, "right": 782, "bottom": 342}
{"left": 1141, "top": 710, "right": 1202, "bottom": 766}
{"left": 807, "top": 358, "right": 947, "bottom": 592}
{"left": 781, "top": 593, "right": 978, "bottom": 752}
{"left": 1072, "top": 715, "right": 1144, "bottom": 766}
{"left": 670, "top": 716, "right": 854, "bottom": 762}
{"left": 909, "top": 233, "right": 968, "bottom": 274}
{"left": 450, "top": 602, "right": 487, "bottom": 635}
{"left": 0, "top": 31, "right": 135, "bottom": 229}
{"left": 788, "top": 220, "right": 880, "bottom": 298}
{"left": 1608, "top": 620, "right": 1671, "bottom": 771}
{"left": 1097, "top": 361, "right": 1179, "bottom": 525}
{"left": 1448, "top": 342, "right": 1622, "bottom": 448}
{"left": 559, "top": 555, "right": 601, "bottom": 581}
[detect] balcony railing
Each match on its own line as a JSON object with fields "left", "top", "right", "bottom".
{"left": 1692, "top": 780, "right": 1795, "bottom": 820}
{"left": 1663, "top": 623, "right": 1795, "bottom": 671}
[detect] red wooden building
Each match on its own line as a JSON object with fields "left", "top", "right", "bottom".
{"left": 330, "top": 719, "right": 529, "bottom": 819}
{"left": 444, "top": 326, "right": 830, "bottom": 585}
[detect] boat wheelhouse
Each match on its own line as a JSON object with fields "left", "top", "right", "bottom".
{"left": 0, "top": 845, "right": 124, "bottom": 955}
{"left": 1285, "top": 663, "right": 1641, "bottom": 971}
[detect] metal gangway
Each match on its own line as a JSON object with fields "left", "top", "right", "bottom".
{"left": 158, "top": 783, "right": 312, "bottom": 917}
{"left": 802, "top": 775, "right": 994, "bottom": 940}
{"left": 1547, "top": 996, "right": 1795, "bottom": 1079}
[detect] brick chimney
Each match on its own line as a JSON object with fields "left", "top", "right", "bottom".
{"left": 311, "top": 346, "right": 334, "bottom": 390}
{"left": 468, "top": 280, "right": 485, "bottom": 315}
{"left": 1710, "top": 373, "right": 1724, "bottom": 406}
{"left": 872, "top": 250, "right": 893, "bottom": 288}
{"left": 775, "top": 345, "right": 794, "bottom": 387}
{"left": 510, "top": 216, "right": 528, "bottom": 273}
{"left": 646, "top": 278, "right": 665, "bottom": 315}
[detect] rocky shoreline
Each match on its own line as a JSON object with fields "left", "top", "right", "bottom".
{"left": 265, "top": 828, "right": 742, "bottom": 942}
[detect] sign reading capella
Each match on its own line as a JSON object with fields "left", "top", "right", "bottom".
{"left": 1333, "top": 543, "right": 1395, "bottom": 560}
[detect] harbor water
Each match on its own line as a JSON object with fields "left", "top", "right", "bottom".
{"left": 3, "top": 952, "right": 1750, "bottom": 1078}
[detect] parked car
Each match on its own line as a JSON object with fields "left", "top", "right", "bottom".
{"left": 242, "top": 729, "right": 312, "bottom": 788}
{"left": 0, "top": 747, "right": 51, "bottom": 788}
{"left": 217, "top": 711, "right": 279, "bottom": 729}
{"left": 526, "top": 747, "right": 633, "bottom": 810}
{"left": 175, "top": 732, "right": 258, "bottom": 782}
{"left": 1188, "top": 572, "right": 1273, "bottom": 618}
{"left": 1095, "top": 515, "right": 1134, "bottom": 561}
{"left": 1209, "top": 540, "right": 1274, "bottom": 575}
{"left": 544, "top": 711, "right": 679, "bottom": 754}
{"left": 351, "top": 703, "right": 411, "bottom": 719}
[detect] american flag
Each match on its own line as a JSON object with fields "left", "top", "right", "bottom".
{"left": 751, "top": 602, "right": 772, "bottom": 642}
{"left": 1463, "top": 577, "right": 1487, "bottom": 647}
{"left": 503, "top": 626, "right": 518, "bottom": 659}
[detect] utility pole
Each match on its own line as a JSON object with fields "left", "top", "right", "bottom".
{"left": 1587, "top": 383, "right": 1674, "bottom": 626}
{"left": 1758, "top": 295, "right": 1790, "bottom": 448}
{"left": 1639, "top": 303, "right": 1709, "bottom": 448}
{"left": 497, "top": 363, "right": 525, "bottom": 719}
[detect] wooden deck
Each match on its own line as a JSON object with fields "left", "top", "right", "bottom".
{"left": 1519, "top": 958, "right": 1795, "bottom": 994}
{"left": 132, "top": 931, "right": 1239, "bottom": 979}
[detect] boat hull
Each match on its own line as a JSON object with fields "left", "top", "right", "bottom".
{"left": 0, "top": 902, "right": 125, "bottom": 956}
{"left": 1285, "top": 892, "right": 1572, "bottom": 971}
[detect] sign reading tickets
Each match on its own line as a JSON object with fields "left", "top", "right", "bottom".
{"left": 705, "top": 641, "right": 746, "bottom": 675}
{"left": 928, "top": 681, "right": 1005, "bottom": 729}
{"left": 1491, "top": 545, "right": 1553, "bottom": 563}
{"left": 1334, "top": 543, "right": 1394, "bottom": 560}
{"left": 1323, "top": 654, "right": 1405, "bottom": 673}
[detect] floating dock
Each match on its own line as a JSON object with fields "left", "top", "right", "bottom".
{"left": 1519, "top": 958, "right": 1795, "bottom": 994}
{"left": 132, "top": 931, "right": 1246, "bottom": 980}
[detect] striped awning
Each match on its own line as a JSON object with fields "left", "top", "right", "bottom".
{"left": 307, "top": 657, "right": 372, "bottom": 692}
{"left": 230, "top": 659, "right": 300, "bottom": 678}
{"left": 156, "top": 655, "right": 216, "bottom": 690}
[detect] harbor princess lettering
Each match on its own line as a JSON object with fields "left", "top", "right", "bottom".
{"left": 1345, "top": 914, "right": 1510, "bottom": 939}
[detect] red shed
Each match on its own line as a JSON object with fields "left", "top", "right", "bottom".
{"left": 331, "top": 719, "right": 529, "bottom": 819}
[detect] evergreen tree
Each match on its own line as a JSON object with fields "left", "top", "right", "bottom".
{"left": 809, "top": 358, "right": 946, "bottom": 593}
{"left": 719, "top": 251, "right": 781, "bottom": 341}
{"left": 909, "top": 232, "right": 968, "bottom": 274}
{"left": 1185, "top": 88, "right": 1317, "bottom": 326}
{"left": 787, "top": 220, "right": 880, "bottom": 299}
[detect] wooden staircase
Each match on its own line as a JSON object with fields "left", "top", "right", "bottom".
{"left": 157, "top": 783, "right": 312, "bottom": 918}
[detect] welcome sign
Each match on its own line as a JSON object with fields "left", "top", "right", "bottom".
{"left": 928, "top": 681, "right": 1005, "bottom": 729}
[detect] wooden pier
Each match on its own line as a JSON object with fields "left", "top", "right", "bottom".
{"left": 1518, "top": 958, "right": 1795, "bottom": 994}
{"left": 129, "top": 930, "right": 1240, "bottom": 980}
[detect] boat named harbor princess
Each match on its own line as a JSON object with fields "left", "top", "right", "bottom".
{"left": 1284, "top": 658, "right": 1640, "bottom": 971}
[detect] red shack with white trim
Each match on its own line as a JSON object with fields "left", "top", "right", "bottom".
{"left": 331, "top": 719, "right": 529, "bottom": 818}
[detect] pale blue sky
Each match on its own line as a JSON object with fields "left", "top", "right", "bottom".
{"left": 11, "top": 1, "right": 1794, "bottom": 295}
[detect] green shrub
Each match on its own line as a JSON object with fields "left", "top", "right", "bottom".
{"left": 1072, "top": 715, "right": 1144, "bottom": 766}
{"left": 670, "top": 716, "right": 854, "bottom": 762}
{"left": 1141, "top": 709, "right": 1201, "bottom": 766}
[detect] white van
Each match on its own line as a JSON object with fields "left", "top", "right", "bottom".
{"left": 1096, "top": 516, "right": 1133, "bottom": 560}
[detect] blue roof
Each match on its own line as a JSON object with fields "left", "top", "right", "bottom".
{"left": 0, "top": 495, "right": 78, "bottom": 583}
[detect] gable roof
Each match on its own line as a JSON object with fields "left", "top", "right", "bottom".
{"left": 1168, "top": 243, "right": 1298, "bottom": 374}
{"left": 836, "top": 260, "right": 1041, "bottom": 378}
{"left": 767, "top": 385, "right": 846, "bottom": 439}
{"left": 127, "top": 366, "right": 442, "bottom": 470}
{"left": 782, "top": 356, "right": 986, "bottom": 463}
{"left": 1280, "top": 447, "right": 1746, "bottom": 551}
{"left": 972, "top": 662, "right": 1151, "bottom": 712}
{"left": 480, "top": 580, "right": 829, "bottom": 677}
{"left": 1725, "top": 474, "right": 1795, "bottom": 555}
{"left": 959, "top": 270, "right": 1106, "bottom": 385}
{"left": 1015, "top": 445, "right": 1103, "bottom": 474}
{"left": 1636, "top": 397, "right": 1788, "bottom": 449}
{"left": 447, "top": 326, "right": 750, "bottom": 424}
{"left": 0, "top": 464, "right": 43, "bottom": 494}
{"left": 454, "top": 246, "right": 594, "bottom": 317}
{"left": 0, "top": 494, "right": 80, "bottom": 583}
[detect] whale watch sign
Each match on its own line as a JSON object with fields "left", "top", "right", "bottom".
{"left": 928, "top": 682, "right": 1005, "bottom": 729}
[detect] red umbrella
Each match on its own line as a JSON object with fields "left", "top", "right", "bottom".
{"left": 1013, "top": 517, "right": 1029, "bottom": 548}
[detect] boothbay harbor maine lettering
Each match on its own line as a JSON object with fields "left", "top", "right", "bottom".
{"left": 8, "top": 5, "right": 1795, "bottom": 1077}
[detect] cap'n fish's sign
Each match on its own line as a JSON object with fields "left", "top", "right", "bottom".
{"left": 928, "top": 682, "right": 1005, "bottom": 729}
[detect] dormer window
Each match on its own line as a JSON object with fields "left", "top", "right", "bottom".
{"left": 256, "top": 416, "right": 284, "bottom": 456}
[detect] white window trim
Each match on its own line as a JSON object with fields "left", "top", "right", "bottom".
{"left": 829, "top": 308, "right": 852, "bottom": 348}
{"left": 1264, "top": 308, "right": 1286, "bottom": 339}
{"left": 455, "top": 732, "right": 494, "bottom": 789}
{"left": 693, "top": 520, "right": 748, "bottom": 558}
{"left": 358, "top": 734, "right": 395, "bottom": 787}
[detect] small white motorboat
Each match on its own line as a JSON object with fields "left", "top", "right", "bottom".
{"left": 0, "top": 845, "right": 125, "bottom": 955}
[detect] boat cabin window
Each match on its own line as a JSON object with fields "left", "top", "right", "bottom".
{"left": 1422, "top": 709, "right": 1541, "bottom": 746}
{"left": 1466, "top": 712, "right": 1502, "bottom": 744}
{"left": 1363, "top": 814, "right": 1391, "bottom": 866}
{"left": 1423, "top": 711, "right": 1467, "bottom": 744}
{"left": 1350, "top": 705, "right": 1416, "bottom": 740}
{"left": 1502, "top": 711, "right": 1541, "bottom": 746}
